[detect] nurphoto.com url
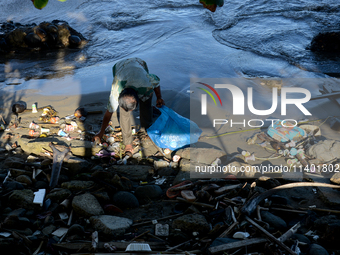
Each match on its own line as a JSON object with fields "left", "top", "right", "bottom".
{"left": 193, "top": 164, "right": 340, "bottom": 175}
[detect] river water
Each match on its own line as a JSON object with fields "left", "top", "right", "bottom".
{"left": 1, "top": 0, "right": 340, "bottom": 108}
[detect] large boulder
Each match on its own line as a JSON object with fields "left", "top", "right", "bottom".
{"left": 18, "top": 136, "right": 101, "bottom": 157}
{"left": 0, "top": 20, "right": 87, "bottom": 53}
{"left": 72, "top": 193, "right": 104, "bottom": 217}
{"left": 135, "top": 185, "right": 163, "bottom": 200}
{"left": 310, "top": 32, "right": 340, "bottom": 53}
{"left": 61, "top": 180, "right": 94, "bottom": 192}
{"left": 8, "top": 189, "right": 36, "bottom": 210}
{"left": 108, "top": 165, "right": 151, "bottom": 181}
{"left": 112, "top": 191, "right": 139, "bottom": 209}
{"left": 261, "top": 211, "right": 287, "bottom": 230}
{"left": 46, "top": 188, "right": 72, "bottom": 203}
{"left": 90, "top": 215, "right": 133, "bottom": 237}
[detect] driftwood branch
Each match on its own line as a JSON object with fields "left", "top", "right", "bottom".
{"left": 208, "top": 237, "right": 267, "bottom": 255}
{"left": 245, "top": 216, "right": 297, "bottom": 255}
{"left": 241, "top": 182, "right": 340, "bottom": 216}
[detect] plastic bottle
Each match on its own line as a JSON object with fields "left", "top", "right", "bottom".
{"left": 29, "top": 129, "right": 40, "bottom": 137}
{"left": 29, "top": 121, "right": 39, "bottom": 129}
{"left": 32, "top": 103, "right": 38, "bottom": 113}
{"left": 41, "top": 128, "right": 50, "bottom": 134}
{"left": 154, "top": 160, "right": 170, "bottom": 170}
{"left": 58, "top": 129, "right": 68, "bottom": 137}
{"left": 296, "top": 150, "right": 308, "bottom": 167}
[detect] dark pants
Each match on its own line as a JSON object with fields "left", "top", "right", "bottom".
{"left": 119, "top": 94, "right": 153, "bottom": 145}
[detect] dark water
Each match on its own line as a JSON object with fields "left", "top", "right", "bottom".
{"left": 1, "top": 0, "right": 340, "bottom": 95}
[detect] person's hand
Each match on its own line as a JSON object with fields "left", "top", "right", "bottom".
{"left": 92, "top": 132, "right": 103, "bottom": 144}
{"left": 125, "top": 144, "right": 134, "bottom": 153}
{"left": 156, "top": 98, "right": 165, "bottom": 108}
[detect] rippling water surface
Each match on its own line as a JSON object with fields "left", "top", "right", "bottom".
{"left": 1, "top": 0, "right": 340, "bottom": 95}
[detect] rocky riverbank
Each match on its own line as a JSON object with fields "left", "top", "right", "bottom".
{"left": 1, "top": 101, "right": 340, "bottom": 255}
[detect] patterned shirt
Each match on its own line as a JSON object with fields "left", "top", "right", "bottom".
{"left": 107, "top": 58, "right": 160, "bottom": 113}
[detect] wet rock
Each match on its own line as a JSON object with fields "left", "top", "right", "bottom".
{"left": 2, "top": 207, "right": 12, "bottom": 215}
{"left": 8, "top": 189, "right": 36, "bottom": 210}
{"left": 210, "top": 237, "right": 239, "bottom": 247}
{"left": 309, "top": 244, "right": 329, "bottom": 255}
{"left": 9, "top": 168, "right": 32, "bottom": 178}
{"left": 112, "top": 191, "right": 139, "bottom": 209}
{"left": 169, "top": 229, "right": 190, "bottom": 244}
{"left": 44, "top": 215, "right": 55, "bottom": 225}
{"left": 173, "top": 169, "right": 192, "bottom": 185}
{"left": 120, "top": 176, "right": 133, "bottom": 191}
{"left": 256, "top": 176, "right": 281, "bottom": 189}
{"left": 2, "top": 215, "right": 31, "bottom": 229}
{"left": 176, "top": 147, "right": 226, "bottom": 165}
{"left": 57, "top": 23, "right": 71, "bottom": 47}
{"left": 64, "top": 157, "right": 91, "bottom": 176}
{"left": 0, "top": 37, "right": 9, "bottom": 52}
{"left": 42, "top": 225, "right": 57, "bottom": 236}
{"left": 292, "top": 234, "right": 311, "bottom": 244}
{"left": 172, "top": 214, "right": 210, "bottom": 233}
{"left": 329, "top": 117, "right": 340, "bottom": 131}
{"left": 4, "top": 157, "right": 25, "bottom": 168}
{"left": 1, "top": 20, "right": 86, "bottom": 53}
{"left": 34, "top": 180, "right": 49, "bottom": 189}
{"left": 92, "top": 191, "right": 110, "bottom": 204}
{"left": 0, "top": 238, "right": 22, "bottom": 253}
{"left": 310, "top": 32, "right": 340, "bottom": 53}
{"left": 109, "top": 165, "right": 151, "bottom": 181}
{"left": 46, "top": 188, "right": 72, "bottom": 203}
{"left": 90, "top": 215, "right": 133, "bottom": 237}
{"left": 314, "top": 215, "right": 340, "bottom": 243}
{"left": 330, "top": 172, "right": 340, "bottom": 184}
{"left": 260, "top": 211, "right": 287, "bottom": 230}
{"left": 15, "top": 228, "right": 33, "bottom": 236}
{"left": 157, "top": 167, "right": 178, "bottom": 176}
{"left": 18, "top": 136, "right": 101, "bottom": 157}
{"left": 16, "top": 175, "right": 32, "bottom": 185}
{"left": 2, "top": 181, "right": 24, "bottom": 191}
{"left": 24, "top": 32, "right": 41, "bottom": 48}
{"left": 92, "top": 170, "right": 114, "bottom": 181}
{"left": 0, "top": 173, "right": 7, "bottom": 183}
{"left": 67, "top": 224, "right": 85, "bottom": 236}
{"left": 91, "top": 165, "right": 104, "bottom": 172}
{"left": 135, "top": 185, "right": 163, "bottom": 200}
{"left": 72, "top": 193, "right": 104, "bottom": 217}
{"left": 6, "top": 208, "right": 26, "bottom": 217}
{"left": 69, "top": 35, "right": 82, "bottom": 48}
{"left": 34, "top": 26, "right": 47, "bottom": 42}
{"left": 5, "top": 28, "right": 26, "bottom": 48}
{"left": 61, "top": 180, "right": 94, "bottom": 192}
{"left": 58, "top": 174, "right": 70, "bottom": 184}
{"left": 269, "top": 195, "right": 288, "bottom": 205}
{"left": 109, "top": 173, "right": 124, "bottom": 190}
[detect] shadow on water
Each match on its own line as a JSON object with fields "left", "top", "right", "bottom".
{"left": 0, "top": 47, "right": 88, "bottom": 82}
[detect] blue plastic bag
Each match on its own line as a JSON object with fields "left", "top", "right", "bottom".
{"left": 147, "top": 106, "right": 202, "bottom": 151}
